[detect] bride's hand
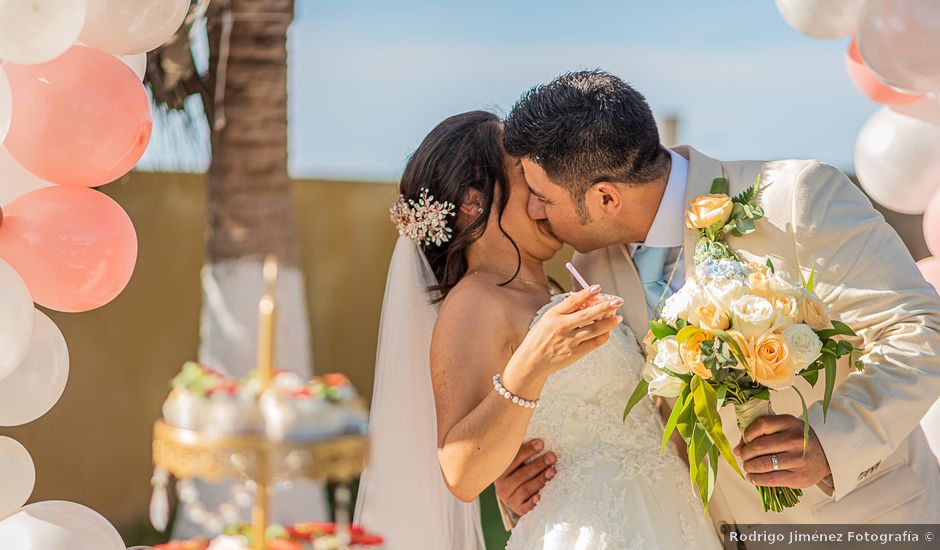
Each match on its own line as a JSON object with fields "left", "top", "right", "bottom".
{"left": 515, "top": 285, "right": 623, "bottom": 377}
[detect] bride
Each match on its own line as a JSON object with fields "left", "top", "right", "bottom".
{"left": 355, "top": 111, "right": 720, "bottom": 550}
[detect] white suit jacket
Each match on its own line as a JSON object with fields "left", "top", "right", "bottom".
{"left": 574, "top": 146, "right": 940, "bottom": 526}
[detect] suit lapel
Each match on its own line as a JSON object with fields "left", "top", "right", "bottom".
{"left": 672, "top": 145, "right": 725, "bottom": 280}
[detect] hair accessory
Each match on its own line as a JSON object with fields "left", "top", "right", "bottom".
{"left": 390, "top": 188, "right": 456, "bottom": 247}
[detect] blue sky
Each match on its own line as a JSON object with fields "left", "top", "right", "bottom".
{"left": 140, "top": 0, "right": 877, "bottom": 180}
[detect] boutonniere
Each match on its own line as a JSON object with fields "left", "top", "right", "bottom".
{"left": 686, "top": 178, "right": 765, "bottom": 264}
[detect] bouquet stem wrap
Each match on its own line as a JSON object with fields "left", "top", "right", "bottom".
{"left": 733, "top": 399, "right": 803, "bottom": 512}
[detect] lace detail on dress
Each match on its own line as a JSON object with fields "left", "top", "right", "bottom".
{"left": 505, "top": 295, "right": 719, "bottom": 550}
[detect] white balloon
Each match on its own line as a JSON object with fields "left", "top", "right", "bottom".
{"left": 117, "top": 52, "right": 147, "bottom": 81}
{"left": 0, "top": 437, "right": 35, "bottom": 521}
{"left": 775, "top": 0, "right": 866, "bottom": 40}
{"left": 858, "top": 0, "right": 940, "bottom": 94}
{"left": 0, "top": 147, "right": 53, "bottom": 206}
{"left": 0, "top": 66, "right": 11, "bottom": 145}
{"left": 0, "top": 310, "right": 69, "bottom": 426}
{"left": 855, "top": 98, "right": 940, "bottom": 214}
{"left": 0, "top": 501, "right": 125, "bottom": 550}
{"left": 80, "top": 0, "right": 190, "bottom": 55}
{"left": 0, "top": 259, "right": 34, "bottom": 381}
{"left": 0, "top": 0, "right": 87, "bottom": 65}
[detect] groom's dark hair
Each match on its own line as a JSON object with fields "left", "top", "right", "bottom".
{"left": 503, "top": 70, "right": 669, "bottom": 219}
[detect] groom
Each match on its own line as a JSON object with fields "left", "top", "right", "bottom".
{"left": 493, "top": 70, "right": 940, "bottom": 529}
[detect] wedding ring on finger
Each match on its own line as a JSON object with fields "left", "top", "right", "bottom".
{"left": 771, "top": 454, "right": 780, "bottom": 471}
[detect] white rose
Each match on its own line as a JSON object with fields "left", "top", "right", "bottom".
{"left": 769, "top": 272, "right": 803, "bottom": 297}
{"left": 643, "top": 362, "right": 684, "bottom": 398}
{"left": 652, "top": 336, "right": 689, "bottom": 375}
{"left": 782, "top": 324, "right": 823, "bottom": 371}
{"left": 730, "top": 295, "right": 775, "bottom": 338}
{"left": 703, "top": 277, "right": 746, "bottom": 312}
{"left": 661, "top": 281, "right": 704, "bottom": 325}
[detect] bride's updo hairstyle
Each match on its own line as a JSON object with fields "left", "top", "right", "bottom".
{"left": 398, "top": 110, "right": 521, "bottom": 302}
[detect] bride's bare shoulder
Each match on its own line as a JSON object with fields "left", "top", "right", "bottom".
{"left": 437, "top": 278, "right": 514, "bottom": 331}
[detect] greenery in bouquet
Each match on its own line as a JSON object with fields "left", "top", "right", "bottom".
{"left": 623, "top": 177, "right": 862, "bottom": 513}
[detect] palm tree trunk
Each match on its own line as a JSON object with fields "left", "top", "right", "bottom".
{"left": 172, "top": 0, "right": 327, "bottom": 537}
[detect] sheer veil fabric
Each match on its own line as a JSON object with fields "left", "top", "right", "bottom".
{"left": 354, "top": 236, "right": 486, "bottom": 550}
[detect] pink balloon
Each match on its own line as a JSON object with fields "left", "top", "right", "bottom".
{"left": 845, "top": 38, "right": 923, "bottom": 106}
{"left": 918, "top": 257, "right": 940, "bottom": 295}
{"left": 0, "top": 186, "right": 138, "bottom": 312}
{"left": 2, "top": 46, "right": 152, "bottom": 187}
{"left": 925, "top": 190, "right": 940, "bottom": 257}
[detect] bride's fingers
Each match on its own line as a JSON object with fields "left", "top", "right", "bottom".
{"left": 565, "top": 296, "right": 623, "bottom": 328}
{"left": 553, "top": 285, "right": 602, "bottom": 314}
{"left": 572, "top": 315, "right": 622, "bottom": 343}
{"left": 577, "top": 329, "right": 614, "bottom": 354}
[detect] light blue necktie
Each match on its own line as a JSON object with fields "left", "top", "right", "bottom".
{"left": 632, "top": 245, "right": 674, "bottom": 320}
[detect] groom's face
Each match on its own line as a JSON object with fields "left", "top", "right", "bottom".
{"left": 521, "top": 158, "right": 608, "bottom": 253}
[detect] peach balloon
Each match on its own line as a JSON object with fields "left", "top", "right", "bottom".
{"left": 2, "top": 46, "right": 152, "bottom": 187}
{"left": 845, "top": 38, "right": 922, "bottom": 106}
{"left": 0, "top": 186, "right": 138, "bottom": 313}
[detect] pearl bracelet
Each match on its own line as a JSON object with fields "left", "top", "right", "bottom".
{"left": 493, "top": 374, "right": 540, "bottom": 409}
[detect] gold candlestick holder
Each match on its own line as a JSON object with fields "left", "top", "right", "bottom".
{"left": 152, "top": 256, "right": 369, "bottom": 550}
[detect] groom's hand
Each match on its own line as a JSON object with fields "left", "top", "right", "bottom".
{"left": 734, "top": 414, "right": 832, "bottom": 489}
{"left": 494, "top": 439, "right": 557, "bottom": 517}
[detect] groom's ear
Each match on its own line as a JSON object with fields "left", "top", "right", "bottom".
{"left": 593, "top": 182, "right": 623, "bottom": 215}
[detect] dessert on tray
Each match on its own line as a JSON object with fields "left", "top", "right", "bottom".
{"left": 153, "top": 522, "right": 383, "bottom": 550}
{"left": 161, "top": 362, "right": 368, "bottom": 441}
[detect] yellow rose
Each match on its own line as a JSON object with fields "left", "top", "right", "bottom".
{"left": 680, "top": 331, "right": 714, "bottom": 379}
{"left": 771, "top": 295, "right": 801, "bottom": 329}
{"left": 727, "top": 330, "right": 754, "bottom": 370}
{"left": 692, "top": 303, "right": 731, "bottom": 331}
{"left": 686, "top": 194, "right": 734, "bottom": 229}
{"left": 800, "top": 289, "right": 832, "bottom": 331}
{"left": 751, "top": 332, "right": 796, "bottom": 389}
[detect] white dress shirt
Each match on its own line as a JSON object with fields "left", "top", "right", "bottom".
{"left": 626, "top": 149, "right": 689, "bottom": 292}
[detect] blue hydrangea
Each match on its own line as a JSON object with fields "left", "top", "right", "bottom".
{"left": 696, "top": 258, "right": 749, "bottom": 281}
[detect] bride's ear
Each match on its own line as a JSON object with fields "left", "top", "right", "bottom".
{"left": 459, "top": 188, "right": 486, "bottom": 217}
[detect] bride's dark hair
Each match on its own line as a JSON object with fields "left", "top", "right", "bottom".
{"left": 399, "top": 110, "right": 521, "bottom": 302}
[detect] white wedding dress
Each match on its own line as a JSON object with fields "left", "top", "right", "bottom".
{"left": 505, "top": 295, "right": 722, "bottom": 550}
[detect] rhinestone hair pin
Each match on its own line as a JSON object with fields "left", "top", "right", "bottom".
{"left": 390, "top": 188, "right": 457, "bottom": 247}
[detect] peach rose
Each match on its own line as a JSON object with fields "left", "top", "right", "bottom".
{"left": 692, "top": 303, "right": 731, "bottom": 331}
{"left": 800, "top": 289, "right": 832, "bottom": 331}
{"left": 771, "top": 294, "right": 801, "bottom": 330}
{"left": 643, "top": 329, "right": 658, "bottom": 360}
{"left": 751, "top": 332, "right": 796, "bottom": 389}
{"left": 686, "top": 194, "right": 734, "bottom": 229}
{"left": 680, "top": 331, "right": 714, "bottom": 379}
{"left": 727, "top": 330, "right": 754, "bottom": 370}
{"left": 748, "top": 270, "right": 773, "bottom": 298}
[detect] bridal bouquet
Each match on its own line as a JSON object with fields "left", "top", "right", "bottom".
{"left": 623, "top": 178, "right": 860, "bottom": 513}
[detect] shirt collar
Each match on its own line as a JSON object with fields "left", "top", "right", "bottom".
{"left": 638, "top": 149, "right": 688, "bottom": 248}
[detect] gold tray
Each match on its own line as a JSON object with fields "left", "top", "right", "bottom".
{"left": 153, "top": 420, "right": 369, "bottom": 483}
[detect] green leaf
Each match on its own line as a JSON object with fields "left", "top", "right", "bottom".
{"left": 801, "top": 369, "right": 819, "bottom": 387}
{"left": 650, "top": 320, "right": 677, "bottom": 340}
{"left": 689, "top": 423, "right": 712, "bottom": 484}
{"left": 676, "top": 325, "right": 704, "bottom": 344}
{"left": 731, "top": 176, "right": 762, "bottom": 205}
{"left": 710, "top": 330, "right": 749, "bottom": 372}
{"left": 765, "top": 258, "right": 775, "bottom": 274}
{"left": 675, "top": 390, "right": 697, "bottom": 442}
{"left": 661, "top": 391, "right": 686, "bottom": 454}
{"left": 710, "top": 177, "right": 730, "bottom": 195}
{"left": 822, "top": 353, "right": 837, "bottom": 421}
{"left": 690, "top": 376, "right": 744, "bottom": 477}
{"left": 706, "top": 446, "right": 719, "bottom": 507}
{"left": 816, "top": 320, "right": 856, "bottom": 341}
{"left": 806, "top": 265, "right": 816, "bottom": 293}
{"left": 793, "top": 386, "right": 811, "bottom": 453}
{"left": 623, "top": 379, "right": 649, "bottom": 421}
